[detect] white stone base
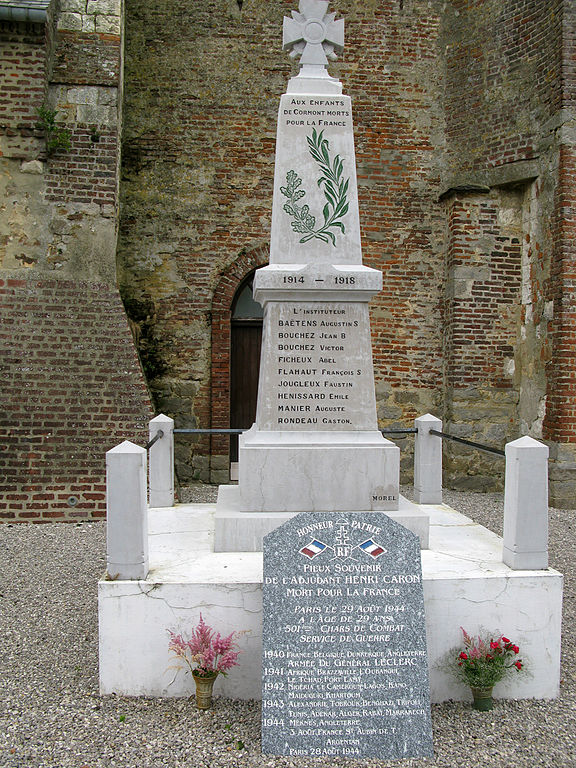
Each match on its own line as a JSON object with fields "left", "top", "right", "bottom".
{"left": 99, "top": 502, "right": 563, "bottom": 703}
{"left": 239, "top": 427, "right": 400, "bottom": 512}
{"left": 214, "top": 485, "right": 430, "bottom": 551}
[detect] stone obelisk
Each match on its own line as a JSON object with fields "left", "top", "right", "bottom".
{"left": 215, "top": 1, "right": 401, "bottom": 550}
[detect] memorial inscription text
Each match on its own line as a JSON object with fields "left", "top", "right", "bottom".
{"left": 262, "top": 513, "right": 434, "bottom": 759}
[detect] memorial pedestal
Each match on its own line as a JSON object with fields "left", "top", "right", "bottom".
{"left": 238, "top": 428, "right": 399, "bottom": 513}
{"left": 98, "top": 499, "right": 563, "bottom": 704}
{"left": 213, "top": 260, "right": 428, "bottom": 549}
{"left": 214, "top": 485, "right": 430, "bottom": 553}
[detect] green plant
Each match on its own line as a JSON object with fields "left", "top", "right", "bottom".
{"left": 281, "top": 128, "right": 349, "bottom": 246}
{"left": 224, "top": 724, "right": 245, "bottom": 750}
{"left": 446, "top": 627, "right": 525, "bottom": 689}
{"left": 168, "top": 614, "right": 243, "bottom": 678}
{"left": 36, "top": 105, "right": 72, "bottom": 156}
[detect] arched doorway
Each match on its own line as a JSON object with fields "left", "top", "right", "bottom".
{"left": 230, "top": 271, "right": 263, "bottom": 464}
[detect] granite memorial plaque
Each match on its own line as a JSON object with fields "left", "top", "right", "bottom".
{"left": 262, "top": 511, "right": 433, "bottom": 760}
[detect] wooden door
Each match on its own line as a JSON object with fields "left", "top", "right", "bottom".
{"left": 229, "top": 274, "right": 263, "bottom": 462}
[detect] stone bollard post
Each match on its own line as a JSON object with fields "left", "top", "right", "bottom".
{"left": 148, "top": 413, "right": 174, "bottom": 507}
{"left": 414, "top": 414, "right": 443, "bottom": 504}
{"left": 503, "top": 436, "right": 549, "bottom": 570}
{"left": 106, "top": 440, "right": 149, "bottom": 580}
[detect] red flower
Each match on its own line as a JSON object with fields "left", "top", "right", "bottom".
{"left": 486, "top": 654, "right": 493, "bottom": 661}
{"left": 502, "top": 637, "right": 510, "bottom": 644}
{"left": 514, "top": 661, "right": 522, "bottom": 670}
{"left": 512, "top": 645, "right": 520, "bottom": 654}
{"left": 459, "top": 652, "right": 468, "bottom": 660}
{"left": 490, "top": 641, "right": 500, "bottom": 650}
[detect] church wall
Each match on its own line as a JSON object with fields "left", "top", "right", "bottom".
{"left": 118, "top": 0, "right": 575, "bottom": 504}
{"left": 441, "top": 0, "right": 574, "bottom": 503}
{"left": 118, "top": 0, "right": 448, "bottom": 483}
{"left": 0, "top": 0, "right": 153, "bottom": 521}
{"left": 544, "top": 0, "right": 576, "bottom": 507}
{"left": 2, "top": 0, "right": 574, "bottom": 510}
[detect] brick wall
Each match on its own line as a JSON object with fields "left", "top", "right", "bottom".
{"left": 0, "top": 23, "right": 47, "bottom": 157}
{"left": 443, "top": 0, "right": 562, "bottom": 179}
{"left": 0, "top": 2, "right": 153, "bottom": 521}
{"left": 45, "top": 121, "right": 118, "bottom": 206}
{"left": 441, "top": 0, "right": 573, "bottom": 502}
{"left": 348, "top": 3, "right": 445, "bottom": 447}
{"left": 0, "top": 277, "right": 153, "bottom": 521}
{"left": 543, "top": 0, "right": 576, "bottom": 505}
{"left": 2, "top": 0, "right": 575, "bottom": 506}
{"left": 442, "top": 190, "right": 523, "bottom": 489}
{"left": 118, "top": 0, "right": 447, "bottom": 482}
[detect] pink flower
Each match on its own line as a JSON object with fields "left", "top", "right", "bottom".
{"left": 168, "top": 632, "right": 187, "bottom": 654}
{"left": 168, "top": 615, "right": 243, "bottom": 677}
{"left": 218, "top": 649, "right": 241, "bottom": 672}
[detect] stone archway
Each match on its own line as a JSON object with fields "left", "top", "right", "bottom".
{"left": 210, "top": 246, "right": 268, "bottom": 480}
{"left": 229, "top": 271, "right": 264, "bottom": 463}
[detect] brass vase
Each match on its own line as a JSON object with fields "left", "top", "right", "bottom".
{"left": 471, "top": 686, "right": 494, "bottom": 711}
{"left": 192, "top": 671, "right": 219, "bottom": 710}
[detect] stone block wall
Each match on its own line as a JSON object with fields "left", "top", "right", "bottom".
{"left": 0, "top": 1, "right": 124, "bottom": 278}
{"left": 0, "top": 1, "right": 153, "bottom": 521}
{"left": 118, "top": 0, "right": 447, "bottom": 484}
{"left": 116, "top": 0, "right": 576, "bottom": 504}
{"left": 2, "top": 0, "right": 575, "bottom": 508}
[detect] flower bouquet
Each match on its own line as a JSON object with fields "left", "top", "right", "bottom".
{"left": 168, "top": 614, "right": 242, "bottom": 709}
{"left": 447, "top": 627, "right": 525, "bottom": 710}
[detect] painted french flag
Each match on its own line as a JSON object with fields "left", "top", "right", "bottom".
{"left": 359, "top": 539, "right": 386, "bottom": 558}
{"left": 300, "top": 540, "right": 327, "bottom": 559}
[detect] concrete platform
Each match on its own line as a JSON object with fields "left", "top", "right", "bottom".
{"left": 98, "top": 501, "right": 562, "bottom": 703}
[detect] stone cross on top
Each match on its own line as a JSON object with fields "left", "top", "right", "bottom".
{"left": 283, "top": 0, "right": 344, "bottom": 70}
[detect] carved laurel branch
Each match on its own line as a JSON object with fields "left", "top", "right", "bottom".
{"left": 280, "top": 129, "right": 349, "bottom": 246}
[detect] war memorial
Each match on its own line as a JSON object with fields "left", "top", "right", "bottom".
{"left": 98, "top": 2, "right": 562, "bottom": 761}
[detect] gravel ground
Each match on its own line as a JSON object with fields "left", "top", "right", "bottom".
{"left": 1, "top": 487, "right": 575, "bottom": 768}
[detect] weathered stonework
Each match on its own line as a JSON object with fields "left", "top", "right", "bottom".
{"left": 116, "top": 0, "right": 576, "bottom": 505}
{"left": 439, "top": 0, "right": 574, "bottom": 505}
{"left": 2, "top": 0, "right": 576, "bottom": 511}
{"left": 0, "top": 1, "right": 152, "bottom": 521}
